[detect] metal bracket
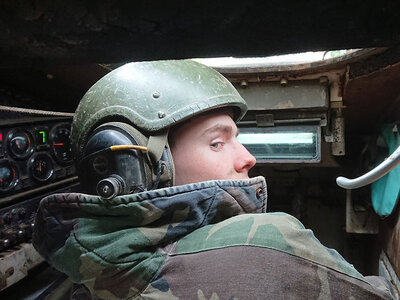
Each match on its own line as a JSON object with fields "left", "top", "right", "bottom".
{"left": 256, "top": 114, "right": 274, "bottom": 127}
{"left": 326, "top": 76, "right": 346, "bottom": 156}
{"left": 254, "top": 114, "right": 325, "bottom": 127}
{"left": 328, "top": 108, "right": 346, "bottom": 156}
{"left": 345, "top": 190, "right": 379, "bottom": 234}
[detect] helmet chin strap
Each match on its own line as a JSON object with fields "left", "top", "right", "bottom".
{"left": 146, "top": 129, "right": 173, "bottom": 189}
{"left": 147, "top": 129, "right": 169, "bottom": 163}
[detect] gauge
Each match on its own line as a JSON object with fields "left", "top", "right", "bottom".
{"left": 0, "top": 160, "right": 18, "bottom": 191}
{"left": 50, "top": 125, "right": 72, "bottom": 164}
{"left": 7, "top": 130, "right": 34, "bottom": 159}
{"left": 30, "top": 154, "right": 54, "bottom": 182}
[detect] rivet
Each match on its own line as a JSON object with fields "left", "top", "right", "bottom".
{"left": 152, "top": 91, "right": 160, "bottom": 98}
{"left": 280, "top": 78, "right": 288, "bottom": 86}
{"left": 158, "top": 111, "right": 166, "bottom": 119}
{"left": 240, "top": 79, "right": 248, "bottom": 88}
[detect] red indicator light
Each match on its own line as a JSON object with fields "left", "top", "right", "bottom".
{"left": 0, "top": 132, "right": 2, "bottom": 142}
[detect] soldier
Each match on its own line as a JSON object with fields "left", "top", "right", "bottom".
{"left": 33, "top": 60, "right": 394, "bottom": 299}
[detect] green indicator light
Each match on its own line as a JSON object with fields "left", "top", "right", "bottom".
{"left": 40, "top": 131, "right": 46, "bottom": 143}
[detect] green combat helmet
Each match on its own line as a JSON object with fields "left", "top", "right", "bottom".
{"left": 71, "top": 59, "right": 247, "bottom": 198}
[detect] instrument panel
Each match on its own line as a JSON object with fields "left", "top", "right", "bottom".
{"left": 0, "top": 116, "right": 78, "bottom": 255}
{"left": 0, "top": 112, "right": 79, "bottom": 293}
{"left": 0, "top": 120, "right": 75, "bottom": 200}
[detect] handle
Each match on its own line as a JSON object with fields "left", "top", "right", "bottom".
{"left": 336, "top": 145, "right": 400, "bottom": 189}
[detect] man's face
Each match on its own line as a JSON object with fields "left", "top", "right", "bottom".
{"left": 170, "top": 112, "right": 256, "bottom": 186}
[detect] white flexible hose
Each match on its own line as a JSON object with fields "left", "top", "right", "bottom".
{"left": 336, "top": 145, "right": 400, "bottom": 189}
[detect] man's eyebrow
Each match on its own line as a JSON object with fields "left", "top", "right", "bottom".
{"left": 201, "top": 124, "right": 239, "bottom": 137}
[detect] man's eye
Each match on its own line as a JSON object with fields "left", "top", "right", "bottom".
{"left": 210, "top": 142, "right": 223, "bottom": 149}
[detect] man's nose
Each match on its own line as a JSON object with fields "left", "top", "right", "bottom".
{"left": 234, "top": 142, "right": 256, "bottom": 173}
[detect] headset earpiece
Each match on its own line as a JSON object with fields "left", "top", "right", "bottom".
{"left": 77, "top": 122, "right": 174, "bottom": 198}
{"left": 78, "top": 122, "right": 152, "bottom": 197}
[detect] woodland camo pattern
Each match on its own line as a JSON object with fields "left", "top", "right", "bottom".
{"left": 33, "top": 176, "right": 394, "bottom": 299}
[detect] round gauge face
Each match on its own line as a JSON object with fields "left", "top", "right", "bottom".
{"left": 7, "top": 130, "right": 33, "bottom": 159}
{"left": 51, "top": 125, "right": 72, "bottom": 164}
{"left": 0, "top": 161, "right": 18, "bottom": 191}
{"left": 30, "top": 154, "right": 54, "bottom": 182}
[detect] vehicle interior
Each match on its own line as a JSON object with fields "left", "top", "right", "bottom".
{"left": 0, "top": 1, "right": 399, "bottom": 298}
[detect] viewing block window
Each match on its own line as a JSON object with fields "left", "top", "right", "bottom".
{"left": 237, "top": 125, "right": 320, "bottom": 163}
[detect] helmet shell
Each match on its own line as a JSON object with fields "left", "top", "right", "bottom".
{"left": 71, "top": 59, "right": 247, "bottom": 160}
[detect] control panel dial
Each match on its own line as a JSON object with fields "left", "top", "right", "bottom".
{"left": 29, "top": 154, "right": 54, "bottom": 182}
{"left": 50, "top": 125, "right": 72, "bottom": 164}
{"left": 0, "top": 160, "right": 18, "bottom": 191}
{"left": 7, "top": 130, "right": 34, "bottom": 159}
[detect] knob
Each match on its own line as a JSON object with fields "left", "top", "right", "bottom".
{"left": 0, "top": 239, "right": 10, "bottom": 251}
{"left": 19, "top": 223, "right": 32, "bottom": 234}
{"left": 17, "top": 229, "right": 25, "bottom": 242}
{"left": 17, "top": 208, "right": 26, "bottom": 219}
{"left": 96, "top": 175, "right": 126, "bottom": 199}
{"left": 3, "top": 213, "right": 12, "bottom": 224}
{"left": 2, "top": 228, "right": 17, "bottom": 244}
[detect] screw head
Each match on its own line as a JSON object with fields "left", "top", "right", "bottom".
{"left": 280, "top": 78, "right": 288, "bottom": 86}
{"left": 152, "top": 91, "right": 160, "bottom": 98}
{"left": 240, "top": 80, "right": 248, "bottom": 88}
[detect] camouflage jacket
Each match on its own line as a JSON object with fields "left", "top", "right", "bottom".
{"left": 33, "top": 176, "right": 394, "bottom": 299}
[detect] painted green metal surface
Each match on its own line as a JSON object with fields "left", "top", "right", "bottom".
{"left": 235, "top": 80, "right": 328, "bottom": 111}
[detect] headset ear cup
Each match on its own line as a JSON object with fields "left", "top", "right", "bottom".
{"left": 78, "top": 122, "right": 153, "bottom": 195}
